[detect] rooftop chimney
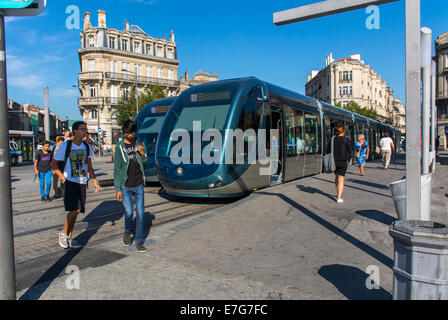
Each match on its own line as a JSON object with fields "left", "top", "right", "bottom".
{"left": 83, "top": 12, "right": 91, "bottom": 29}
{"left": 98, "top": 10, "right": 107, "bottom": 28}
{"left": 125, "top": 21, "right": 130, "bottom": 31}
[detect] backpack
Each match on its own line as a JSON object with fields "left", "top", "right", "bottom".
{"left": 63, "top": 140, "right": 90, "bottom": 172}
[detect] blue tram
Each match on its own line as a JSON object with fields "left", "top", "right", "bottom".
{"left": 155, "top": 77, "right": 400, "bottom": 198}
{"left": 135, "top": 96, "right": 176, "bottom": 182}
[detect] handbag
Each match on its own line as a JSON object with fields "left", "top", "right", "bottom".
{"left": 354, "top": 143, "right": 361, "bottom": 158}
{"left": 323, "top": 137, "right": 336, "bottom": 173}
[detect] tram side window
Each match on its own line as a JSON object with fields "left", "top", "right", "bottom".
{"left": 296, "top": 110, "right": 305, "bottom": 155}
{"left": 237, "top": 86, "right": 262, "bottom": 132}
{"left": 285, "top": 110, "right": 297, "bottom": 157}
{"left": 304, "top": 113, "right": 321, "bottom": 155}
{"left": 235, "top": 86, "right": 263, "bottom": 158}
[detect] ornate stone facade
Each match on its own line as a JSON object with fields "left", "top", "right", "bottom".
{"left": 77, "top": 10, "right": 218, "bottom": 146}
{"left": 435, "top": 32, "right": 448, "bottom": 149}
{"left": 305, "top": 53, "right": 402, "bottom": 130}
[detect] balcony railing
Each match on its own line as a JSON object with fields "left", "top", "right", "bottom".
{"left": 78, "top": 97, "right": 104, "bottom": 106}
{"left": 79, "top": 72, "right": 103, "bottom": 81}
{"left": 339, "top": 79, "right": 352, "bottom": 83}
{"left": 105, "top": 72, "right": 180, "bottom": 87}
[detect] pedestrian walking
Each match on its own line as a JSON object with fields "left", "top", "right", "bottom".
{"left": 51, "top": 121, "right": 101, "bottom": 249}
{"left": 63, "top": 128, "right": 71, "bottom": 142}
{"left": 114, "top": 120, "right": 148, "bottom": 253}
{"left": 380, "top": 132, "right": 395, "bottom": 170}
{"left": 355, "top": 134, "right": 369, "bottom": 176}
{"left": 52, "top": 137, "right": 65, "bottom": 199}
{"left": 34, "top": 141, "right": 53, "bottom": 202}
{"left": 333, "top": 126, "right": 353, "bottom": 203}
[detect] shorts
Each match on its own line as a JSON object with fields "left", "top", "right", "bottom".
{"left": 63, "top": 180, "right": 87, "bottom": 213}
{"left": 334, "top": 160, "right": 348, "bottom": 176}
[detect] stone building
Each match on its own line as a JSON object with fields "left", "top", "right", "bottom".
{"left": 305, "top": 53, "right": 401, "bottom": 127}
{"left": 78, "top": 10, "right": 218, "bottom": 146}
{"left": 435, "top": 31, "right": 448, "bottom": 149}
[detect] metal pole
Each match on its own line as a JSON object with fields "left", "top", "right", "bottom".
{"left": 405, "top": 0, "right": 421, "bottom": 221}
{"left": 136, "top": 75, "right": 139, "bottom": 115}
{"left": 44, "top": 86, "right": 50, "bottom": 141}
{"left": 431, "top": 60, "right": 437, "bottom": 171}
{"left": 421, "top": 27, "right": 431, "bottom": 175}
{"left": 0, "top": 15, "right": 17, "bottom": 300}
{"left": 97, "top": 83, "right": 101, "bottom": 157}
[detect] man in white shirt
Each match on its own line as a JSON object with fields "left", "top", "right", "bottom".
{"left": 51, "top": 121, "right": 101, "bottom": 249}
{"left": 380, "top": 132, "right": 395, "bottom": 170}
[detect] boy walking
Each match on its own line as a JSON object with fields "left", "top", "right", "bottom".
{"left": 114, "top": 120, "right": 148, "bottom": 253}
{"left": 34, "top": 141, "right": 53, "bottom": 202}
{"left": 52, "top": 121, "right": 100, "bottom": 249}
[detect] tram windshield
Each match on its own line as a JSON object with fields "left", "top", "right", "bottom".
{"left": 157, "top": 82, "right": 240, "bottom": 160}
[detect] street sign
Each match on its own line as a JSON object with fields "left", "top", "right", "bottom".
{"left": 0, "top": 0, "right": 34, "bottom": 9}
{"left": 0, "top": 0, "right": 45, "bottom": 16}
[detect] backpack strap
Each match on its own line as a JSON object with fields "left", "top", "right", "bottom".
{"left": 63, "top": 140, "right": 73, "bottom": 171}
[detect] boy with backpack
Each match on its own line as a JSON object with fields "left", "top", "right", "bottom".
{"left": 51, "top": 121, "right": 101, "bottom": 249}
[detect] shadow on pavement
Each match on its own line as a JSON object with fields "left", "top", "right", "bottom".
{"left": 356, "top": 210, "right": 397, "bottom": 226}
{"left": 18, "top": 199, "right": 152, "bottom": 300}
{"left": 256, "top": 192, "right": 394, "bottom": 269}
{"left": 318, "top": 264, "right": 392, "bottom": 300}
{"left": 296, "top": 184, "right": 335, "bottom": 201}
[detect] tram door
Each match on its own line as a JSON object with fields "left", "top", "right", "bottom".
{"left": 270, "top": 106, "right": 284, "bottom": 184}
{"left": 283, "top": 107, "right": 305, "bottom": 181}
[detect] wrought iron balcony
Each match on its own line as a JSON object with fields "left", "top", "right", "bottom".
{"left": 104, "top": 72, "right": 180, "bottom": 87}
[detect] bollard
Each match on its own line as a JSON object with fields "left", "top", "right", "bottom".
{"left": 390, "top": 173, "right": 432, "bottom": 221}
{"left": 389, "top": 220, "right": 448, "bottom": 300}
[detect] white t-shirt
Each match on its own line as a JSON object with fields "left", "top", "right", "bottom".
{"left": 54, "top": 141, "right": 94, "bottom": 185}
{"left": 380, "top": 137, "right": 394, "bottom": 151}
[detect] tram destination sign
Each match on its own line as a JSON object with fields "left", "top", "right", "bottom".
{"left": 0, "top": 0, "right": 46, "bottom": 16}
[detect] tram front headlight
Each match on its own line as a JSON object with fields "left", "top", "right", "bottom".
{"left": 176, "top": 167, "right": 184, "bottom": 176}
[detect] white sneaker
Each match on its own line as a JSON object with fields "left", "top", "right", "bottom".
{"left": 337, "top": 199, "right": 344, "bottom": 203}
{"left": 59, "top": 232, "right": 69, "bottom": 249}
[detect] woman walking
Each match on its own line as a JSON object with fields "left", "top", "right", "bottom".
{"left": 380, "top": 132, "right": 395, "bottom": 170}
{"left": 355, "top": 134, "right": 369, "bottom": 176}
{"left": 333, "top": 126, "right": 353, "bottom": 203}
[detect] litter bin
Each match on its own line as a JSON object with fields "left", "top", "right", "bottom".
{"left": 389, "top": 220, "right": 448, "bottom": 300}
{"left": 390, "top": 173, "right": 432, "bottom": 221}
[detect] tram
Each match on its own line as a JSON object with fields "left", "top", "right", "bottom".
{"left": 155, "top": 77, "right": 400, "bottom": 198}
{"left": 135, "top": 96, "right": 177, "bottom": 182}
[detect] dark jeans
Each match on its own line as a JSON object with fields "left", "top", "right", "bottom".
{"left": 122, "top": 184, "right": 145, "bottom": 244}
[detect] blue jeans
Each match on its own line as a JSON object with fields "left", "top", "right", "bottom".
{"left": 121, "top": 184, "right": 145, "bottom": 244}
{"left": 39, "top": 171, "right": 52, "bottom": 198}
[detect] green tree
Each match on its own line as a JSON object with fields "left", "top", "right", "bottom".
{"left": 116, "top": 84, "right": 167, "bottom": 126}
{"left": 336, "top": 101, "right": 378, "bottom": 120}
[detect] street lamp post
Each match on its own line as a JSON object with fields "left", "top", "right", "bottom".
{"left": 121, "top": 68, "right": 139, "bottom": 115}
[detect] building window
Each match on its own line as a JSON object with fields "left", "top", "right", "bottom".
{"left": 121, "top": 39, "right": 128, "bottom": 51}
{"left": 88, "top": 60, "right": 95, "bottom": 72}
{"left": 134, "top": 42, "right": 140, "bottom": 53}
{"left": 343, "top": 71, "right": 349, "bottom": 81}
{"left": 89, "top": 86, "right": 96, "bottom": 97}
{"left": 167, "top": 48, "right": 173, "bottom": 59}
{"left": 339, "top": 87, "right": 342, "bottom": 97}
{"left": 109, "top": 37, "right": 115, "bottom": 49}
{"left": 349, "top": 71, "right": 353, "bottom": 81}
{"left": 158, "top": 68, "right": 163, "bottom": 79}
{"left": 89, "top": 110, "right": 98, "bottom": 119}
{"left": 89, "top": 36, "right": 95, "bottom": 47}
{"left": 350, "top": 86, "right": 353, "bottom": 96}
{"left": 122, "top": 62, "right": 128, "bottom": 71}
{"left": 146, "top": 66, "right": 152, "bottom": 78}
{"left": 146, "top": 44, "right": 152, "bottom": 55}
{"left": 156, "top": 46, "right": 163, "bottom": 57}
{"left": 343, "top": 86, "right": 349, "bottom": 96}
{"left": 123, "top": 86, "right": 130, "bottom": 98}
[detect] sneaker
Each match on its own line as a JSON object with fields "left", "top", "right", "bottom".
{"left": 135, "top": 243, "right": 147, "bottom": 253}
{"left": 337, "top": 199, "right": 344, "bottom": 204}
{"left": 41, "top": 197, "right": 46, "bottom": 202}
{"left": 58, "top": 232, "right": 69, "bottom": 249}
{"left": 123, "top": 232, "right": 132, "bottom": 247}
{"left": 68, "top": 238, "right": 82, "bottom": 249}
{"left": 46, "top": 195, "right": 52, "bottom": 202}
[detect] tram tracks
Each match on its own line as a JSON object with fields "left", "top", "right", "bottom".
{"left": 13, "top": 187, "right": 235, "bottom": 265}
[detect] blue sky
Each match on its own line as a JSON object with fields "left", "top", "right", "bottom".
{"left": 4, "top": 0, "right": 448, "bottom": 120}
